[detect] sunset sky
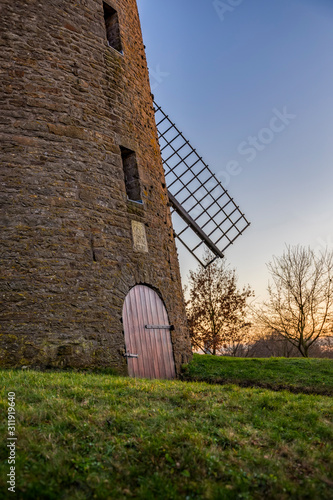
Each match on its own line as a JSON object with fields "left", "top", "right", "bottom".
{"left": 137, "top": 0, "right": 333, "bottom": 301}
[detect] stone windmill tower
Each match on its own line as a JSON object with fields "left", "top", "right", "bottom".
{"left": 0, "top": 0, "right": 249, "bottom": 378}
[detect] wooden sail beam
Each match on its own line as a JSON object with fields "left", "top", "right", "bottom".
{"left": 154, "top": 102, "right": 250, "bottom": 266}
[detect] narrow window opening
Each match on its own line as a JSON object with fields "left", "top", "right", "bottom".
{"left": 103, "top": 2, "right": 122, "bottom": 53}
{"left": 120, "top": 147, "right": 142, "bottom": 203}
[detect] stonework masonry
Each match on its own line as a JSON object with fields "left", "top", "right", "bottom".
{"left": 0, "top": 0, "right": 192, "bottom": 374}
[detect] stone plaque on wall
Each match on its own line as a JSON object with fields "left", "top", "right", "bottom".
{"left": 131, "top": 221, "right": 148, "bottom": 253}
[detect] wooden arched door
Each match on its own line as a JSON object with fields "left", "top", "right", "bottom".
{"left": 122, "top": 285, "right": 176, "bottom": 379}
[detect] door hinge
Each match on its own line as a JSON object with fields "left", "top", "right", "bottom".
{"left": 145, "top": 325, "right": 174, "bottom": 330}
{"left": 124, "top": 353, "right": 139, "bottom": 358}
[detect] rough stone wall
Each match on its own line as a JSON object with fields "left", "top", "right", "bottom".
{"left": 0, "top": 0, "right": 192, "bottom": 374}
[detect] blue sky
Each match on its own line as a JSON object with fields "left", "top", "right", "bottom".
{"left": 136, "top": 0, "right": 333, "bottom": 301}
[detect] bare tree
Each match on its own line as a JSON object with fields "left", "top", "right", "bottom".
{"left": 249, "top": 329, "right": 298, "bottom": 358}
{"left": 257, "top": 245, "right": 333, "bottom": 357}
{"left": 221, "top": 325, "right": 254, "bottom": 357}
{"left": 185, "top": 252, "right": 254, "bottom": 355}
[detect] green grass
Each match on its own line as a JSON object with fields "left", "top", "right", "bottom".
{"left": 182, "top": 355, "right": 333, "bottom": 396}
{"left": 1, "top": 369, "right": 333, "bottom": 499}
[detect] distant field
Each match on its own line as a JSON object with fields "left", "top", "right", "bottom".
{"left": 182, "top": 355, "right": 333, "bottom": 395}
{"left": 1, "top": 369, "right": 332, "bottom": 499}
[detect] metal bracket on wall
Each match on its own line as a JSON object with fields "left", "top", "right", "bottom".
{"left": 154, "top": 102, "right": 250, "bottom": 267}
{"left": 124, "top": 353, "right": 139, "bottom": 358}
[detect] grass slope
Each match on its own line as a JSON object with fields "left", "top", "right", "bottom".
{"left": 182, "top": 355, "right": 333, "bottom": 395}
{"left": 0, "top": 369, "right": 332, "bottom": 499}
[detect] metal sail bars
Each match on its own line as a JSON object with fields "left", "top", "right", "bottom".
{"left": 154, "top": 102, "right": 250, "bottom": 267}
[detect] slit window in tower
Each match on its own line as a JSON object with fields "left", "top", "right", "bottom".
{"left": 120, "top": 147, "right": 142, "bottom": 203}
{"left": 103, "top": 2, "right": 122, "bottom": 53}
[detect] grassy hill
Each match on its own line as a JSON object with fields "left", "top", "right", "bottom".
{"left": 0, "top": 359, "right": 332, "bottom": 499}
{"left": 182, "top": 354, "right": 333, "bottom": 395}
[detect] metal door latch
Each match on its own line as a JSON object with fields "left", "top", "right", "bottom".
{"left": 124, "top": 353, "right": 139, "bottom": 358}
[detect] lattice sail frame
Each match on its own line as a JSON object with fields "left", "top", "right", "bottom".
{"left": 154, "top": 102, "right": 250, "bottom": 267}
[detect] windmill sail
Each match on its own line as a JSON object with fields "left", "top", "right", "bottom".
{"left": 154, "top": 102, "right": 250, "bottom": 267}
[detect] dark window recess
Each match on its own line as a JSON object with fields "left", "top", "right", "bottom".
{"left": 103, "top": 2, "right": 122, "bottom": 53}
{"left": 120, "top": 147, "right": 142, "bottom": 203}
